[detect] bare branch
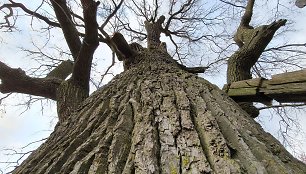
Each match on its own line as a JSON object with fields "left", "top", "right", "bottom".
{"left": 51, "top": 0, "right": 82, "bottom": 60}
{"left": 0, "top": 0, "right": 60, "bottom": 29}
{"left": 168, "top": 34, "right": 183, "bottom": 63}
{"left": 110, "top": 32, "right": 135, "bottom": 59}
{"left": 152, "top": 0, "right": 159, "bottom": 22}
{"left": 46, "top": 60, "right": 73, "bottom": 80}
{"left": 129, "top": 0, "right": 150, "bottom": 21}
{"left": 165, "top": 0, "right": 194, "bottom": 31}
{"left": 265, "top": 43, "right": 306, "bottom": 52}
{"left": 228, "top": 19, "right": 287, "bottom": 83}
{"left": 21, "top": 138, "right": 48, "bottom": 149}
{"left": 219, "top": 0, "right": 246, "bottom": 9}
{"left": 116, "top": 17, "right": 147, "bottom": 41}
{"left": 99, "top": 0, "right": 124, "bottom": 32}
{"left": 71, "top": 0, "right": 100, "bottom": 93}
{"left": 240, "top": 0, "right": 254, "bottom": 27}
{"left": 0, "top": 61, "right": 61, "bottom": 100}
{"left": 0, "top": 93, "right": 12, "bottom": 103}
{"left": 179, "top": 64, "right": 208, "bottom": 73}
{"left": 259, "top": 103, "right": 306, "bottom": 110}
{"left": 93, "top": 52, "right": 117, "bottom": 88}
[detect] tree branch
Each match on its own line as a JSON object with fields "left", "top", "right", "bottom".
{"left": 0, "top": 0, "right": 60, "bottom": 28}
{"left": 71, "top": 0, "right": 100, "bottom": 93}
{"left": 259, "top": 103, "right": 306, "bottom": 110}
{"left": 219, "top": 0, "right": 246, "bottom": 9}
{"left": 46, "top": 60, "right": 73, "bottom": 80}
{"left": 110, "top": 32, "right": 135, "bottom": 60}
{"left": 178, "top": 64, "right": 208, "bottom": 73}
{"left": 116, "top": 17, "right": 147, "bottom": 40}
{"left": 228, "top": 19, "right": 287, "bottom": 83}
{"left": 265, "top": 43, "right": 306, "bottom": 52}
{"left": 228, "top": 0, "right": 286, "bottom": 118}
{"left": 0, "top": 61, "right": 61, "bottom": 100}
{"left": 165, "top": 0, "right": 194, "bottom": 31}
{"left": 240, "top": 0, "right": 254, "bottom": 27}
{"left": 51, "top": 0, "right": 82, "bottom": 60}
{"left": 99, "top": 0, "right": 124, "bottom": 31}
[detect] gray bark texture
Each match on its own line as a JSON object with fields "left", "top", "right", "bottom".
{"left": 13, "top": 49, "right": 306, "bottom": 173}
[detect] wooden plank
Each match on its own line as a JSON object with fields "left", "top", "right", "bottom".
{"left": 229, "top": 78, "right": 266, "bottom": 89}
{"left": 272, "top": 69, "right": 306, "bottom": 79}
{"left": 269, "top": 69, "right": 306, "bottom": 85}
{"left": 225, "top": 69, "right": 306, "bottom": 103}
{"left": 261, "top": 82, "right": 306, "bottom": 94}
{"left": 260, "top": 82, "right": 306, "bottom": 102}
{"left": 227, "top": 87, "right": 258, "bottom": 96}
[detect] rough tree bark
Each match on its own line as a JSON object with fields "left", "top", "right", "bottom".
{"left": 12, "top": 42, "right": 306, "bottom": 174}
{"left": 1, "top": 0, "right": 306, "bottom": 173}
{"left": 12, "top": 14, "right": 306, "bottom": 173}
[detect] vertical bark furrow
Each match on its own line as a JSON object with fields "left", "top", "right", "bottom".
{"left": 210, "top": 87, "right": 306, "bottom": 173}
{"left": 180, "top": 76, "right": 241, "bottom": 173}
{"left": 192, "top": 95, "right": 241, "bottom": 173}
{"left": 121, "top": 79, "right": 145, "bottom": 174}
{"left": 199, "top": 82, "right": 268, "bottom": 173}
{"left": 107, "top": 92, "right": 134, "bottom": 173}
{"left": 158, "top": 89, "right": 181, "bottom": 173}
{"left": 33, "top": 130, "right": 83, "bottom": 173}
{"left": 14, "top": 78, "right": 126, "bottom": 173}
{"left": 59, "top": 137, "right": 100, "bottom": 173}
{"left": 132, "top": 115, "right": 161, "bottom": 173}
{"left": 173, "top": 80, "right": 211, "bottom": 173}
{"left": 89, "top": 131, "right": 114, "bottom": 173}
{"left": 78, "top": 81, "right": 132, "bottom": 173}
{"left": 72, "top": 153, "right": 96, "bottom": 173}
{"left": 202, "top": 82, "right": 305, "bottom": 173}
{"left": 45, "top": 128, "right": 94, "bottom": 173}
{"left": 59, "top": 100, "right": 117, "bottom": 173}
{"left": 94, "top": 87, "right": 130, "bottom": 172}
{"left": 47, "top": 95, "right": 118, "bottom": 173}
{"left": 129, "top": 79, "right": 162, "bottom": 173}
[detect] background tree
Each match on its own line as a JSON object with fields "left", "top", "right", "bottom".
{"left": 296, "top": 0, "right": 306, "bottom": 8}
{"left": 0, "top": 0, "right": 306, "bottom": 173}
{"left": 227, "top": 0, "right": 286, "bottom": 118}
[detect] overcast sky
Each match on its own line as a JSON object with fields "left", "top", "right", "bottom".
{"left": 1, "top": 0, "right": 306, "bottom": 173}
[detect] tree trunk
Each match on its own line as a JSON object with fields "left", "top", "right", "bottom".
{"left": 227, "top": 19, "right": 287, "bottom": 118}
{"left": 13, "top": 49, "right": 306, "bottom": 173}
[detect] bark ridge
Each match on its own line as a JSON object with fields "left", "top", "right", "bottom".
{"left": 13, "top": 49, "right": 306, "bottom": 174}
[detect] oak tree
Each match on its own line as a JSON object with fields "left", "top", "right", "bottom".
{"left": 0, "top": 0, "right": 306, "bottom": 173}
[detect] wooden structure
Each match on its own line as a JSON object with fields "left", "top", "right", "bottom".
{"left": 224, "top": 69, "right": 306, "bottom": 103}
